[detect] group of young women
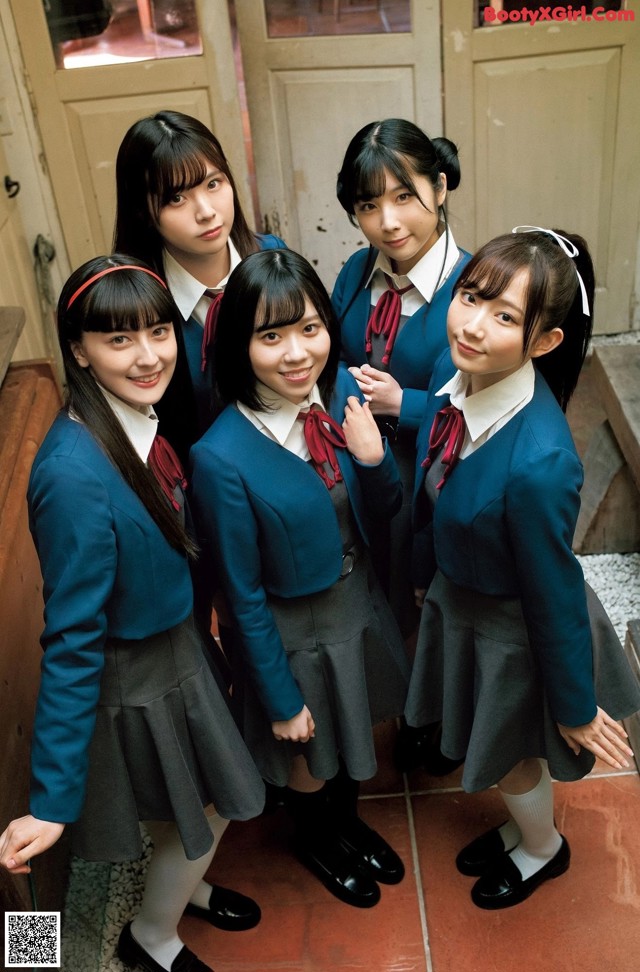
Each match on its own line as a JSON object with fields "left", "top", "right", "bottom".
{"left": 1, "top": 108, "right": 639, "bottom": 972}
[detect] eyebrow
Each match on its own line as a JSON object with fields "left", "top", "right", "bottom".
{"left": 254, "top": 312, "right": 321, "bottom": 334}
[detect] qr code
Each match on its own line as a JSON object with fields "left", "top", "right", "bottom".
{"left": 5, "top": 912, "right": 61, "bottom": 968}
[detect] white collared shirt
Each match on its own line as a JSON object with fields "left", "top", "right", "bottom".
{"left": 366, "top": 225, "right": 461, "bottom": 315}
{"left": 437, "top": 359, "right": 536, "bottom": 459}
{"left": 237, "top": 382, "right": 325, "bottom": 459}
{"left": 163, "top": 240, "right": 241, "bottom": 326}
{"left": 98, "top": 385, "right": 159, "bottom": 463}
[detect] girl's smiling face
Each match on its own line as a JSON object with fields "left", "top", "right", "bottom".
{"left": 447, "top": 268, "right": 562, "bottom": 393}
{"left": 353, "top": 166, "right": 446, "bottom": 275}
{"left": 70, "top": 321, "right": 177, "bottom": 409}
{"left": 249, "top": 298, "right": 331, "bottom": 404}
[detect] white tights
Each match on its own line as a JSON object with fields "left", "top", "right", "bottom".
{"left": 130, "top": 811, "right": 229, "bottom": 970}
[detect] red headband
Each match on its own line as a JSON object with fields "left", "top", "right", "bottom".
{"left": 66, "top": 265, "right": 168, "bottom": 310}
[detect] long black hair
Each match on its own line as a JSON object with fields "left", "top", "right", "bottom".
{"left": 113, "top": 110, "right": 259, "bottom": 274}
{"left": 58, "top": 254, "right": 197, "bottom": 555}
{"left": 455, "top": 230, "right": 595, "bottom": 411}
{"left": 214, "top": 249, "right": 341, "bottom": 411}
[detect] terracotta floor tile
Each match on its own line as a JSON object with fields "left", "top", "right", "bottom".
{"left": 411, "top": 773, "right": 640, "bottom": 972}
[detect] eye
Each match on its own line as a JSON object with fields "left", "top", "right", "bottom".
{"left": 261, "top": 331, "right": 280, "bottom": 343}
{"left": 109, "top": 333, "right": 130, "bottom": 346}
{"left": 302, "top": 322, "right": 321, "bottom": 334}
{"left": 166, "top": 192, "right": 184, "bottom": 207}
{"left": 355, "top": 201, "right": 375, "bottom": 214}
{"left": 152, "top": 323, "right": 173, "bottom": 338}
{"left": 460, "top": 291, "right": 477, "bottom": 305}
{"left": 396, "top": 191, "right": 413, "bottom": 203}
{"left": 208, "top": 175, "right": 224, "bottom": 190}
{"left": 497, "top": 312, "right": 515, "bottom": 324}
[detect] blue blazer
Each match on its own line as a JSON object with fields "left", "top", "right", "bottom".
{"left": 332, "top": 246, "right": 471, "bottom": 431}
{"left": 27, "top": 413, "right": 193, "bottom": 823}
{"left": 413, "top": 350, "right": 597, "bottom": 727}
{"left": 182, "top": 233, "right": 287, "bottom": 434}
{"left": 188, "top": 369, "right": 402, "bottom": 722}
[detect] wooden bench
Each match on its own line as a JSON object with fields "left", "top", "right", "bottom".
{"left": 574, "top": 345, "right": 640, "bottom": 554}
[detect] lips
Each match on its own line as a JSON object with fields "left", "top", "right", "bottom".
{"left": 128, "top": 371, "right": 162, "bottom": 386}
{"left": 456, "top": 340, "right": 483, "bottom": 356}
{"left": 199, "top": 226, "right": 223, "bottom": 240}
{"left": 384, "top": 236, "right": 410, "bottom": 248}
{"left": 280, "top": 368, "right": 312, "bottom": 382}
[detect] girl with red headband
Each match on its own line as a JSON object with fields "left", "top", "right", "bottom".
{"left": 0, "top": 256, "right": 265, "bottom": 972}
{"left": 189, "top": 249, "right": 410, "bottom": 911}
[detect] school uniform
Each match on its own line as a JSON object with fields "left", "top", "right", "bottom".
{"left": 27, "top": 399, "right": 265, "bottom": 863}
{"left": 406, "top": 352, "right": 640, "bottom": 791}
{"left": 331, "top": 230, "right": 471, "bottom": 630}
{"left": 165, "top": 233, "right": 286, "bottom": 434}
{"left": 188, "top": 367, "right": 410, "bottom": 787}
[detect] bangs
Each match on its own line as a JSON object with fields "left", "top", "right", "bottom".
{"left": 456, "top": 252, "right": 531, "bottom": 303}
{"left": 354, "top": 148, "right": 421, "bottom": 203}
{"left": 255, "top": 285, "right": 308, "bottom": 331}
{"left": 80, "top": 273, "right": 177, "bottom": 333}
{"left": 147, "top": 136, "right": 228, "bottom": 215}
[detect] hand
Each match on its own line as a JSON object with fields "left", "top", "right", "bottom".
{"left": 342, "top": 396, "right": 384, "bottom": 464}
{"left": 348, "top": 365, "right": 403, "bottom": 417}
{"left": 557, "top": 706, "right": 633, "bottom": 770}
{"left": 0, "top": 815, "right": 65, "bottom": 874}
{"left": 272, "top": 705, "right": 315, "bottom": 743}
{"left": 414, "top": 588, "right": 426, "bottom": 609}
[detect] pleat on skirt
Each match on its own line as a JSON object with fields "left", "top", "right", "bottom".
{"left": 71, "top": 615, "right": 265, "bottom": 862}
{"left": 405, "top": 570, "right": 640, "bottom": 792}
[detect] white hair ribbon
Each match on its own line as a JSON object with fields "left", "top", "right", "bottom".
{"left": 511, "top": 225, "right": 590, "bottom": 317}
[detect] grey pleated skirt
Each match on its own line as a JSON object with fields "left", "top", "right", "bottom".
{"left": 405, "top": 571, "right": 640, "bottom": 792}
{"left": 71, "top": 615, "right": 265, "bottom": 862}
{"left": 240, "top": 479, "right": 410, "bottom": 787}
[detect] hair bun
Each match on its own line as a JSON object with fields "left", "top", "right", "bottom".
{"left": 432, "top": 137, "right": 461, "bottom": 191}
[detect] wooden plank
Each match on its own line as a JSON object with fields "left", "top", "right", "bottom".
{"left": 592, "top": 346, "right": 640, "bottom": 491}
{"left": 0, "top": 306, "right": 25, "bottom": 389}
{"left": 623, "top": 620, "right": 640, "bottom": 773}
{"left": 574, "top": 421, "right": 640, "bottom": 554}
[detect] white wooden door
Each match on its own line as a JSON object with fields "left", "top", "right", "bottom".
{"left": 234, "top": 0, "right": 444, "bottom": 287}
{"left": 443, "top": 0, "right": 640, "bottom": 333}
{"left": 8, "top": 0, "right": 249, "bottom": 271}
{"left": 0, "top": 137, "right": 50, "bottom": 361}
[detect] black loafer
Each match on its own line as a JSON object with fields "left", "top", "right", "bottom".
{"left": 184, "top": 883, "right": 261, "bottom": 931}
{"left": 471, "top": 837, "right": 571, "bottom": 910}
{"left": 393, "top": 720, "right": 464, "bottom": 776}
{"left": 456, "top": 824, "right": 514, "bottom": 876}
{"left": 337, "top": 817, "right": 405, "bottom": 885}
{"left": 117, "top": 922, "right": 214, "bottom": 971}
{"left": 295, "top": 835, "right": 381, "bottom": 908}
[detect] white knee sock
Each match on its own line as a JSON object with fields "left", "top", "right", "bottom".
{"left": 188, "top": 811, "right": 230, "bottom": 909}
{"left": 499, "top": 761, "right": 562, "bottom": 881}
{"left": 132, "top": 819, "right": 217, "bottom": 970}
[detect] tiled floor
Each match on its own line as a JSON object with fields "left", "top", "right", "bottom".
{"left": 178, "top": 720, "right": 640, "bottom": 972}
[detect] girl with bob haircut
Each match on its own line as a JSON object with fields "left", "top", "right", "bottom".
{"left": 406, "top": 227, "right": 640, "bottom": 910}
{"left": 0, "top": 255, "right": 265, "bottom": 972}
{"left": 114, "top": 109, "right": 286, "bottom": 434}
{"left": 189, "top": 248, "right": 410, "bottom": 911}
{"left": 333, "top": 116, "right": 472, "bottom": 774}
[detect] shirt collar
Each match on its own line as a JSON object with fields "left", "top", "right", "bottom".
{"left": 163, "top": 240, "right": 241, "bottom": 321}
{"left": 243, "top": 382, "right": 325, "bottom": 445}
{"left": 437, "top": 359, "right": 536, "bottom": 443}
{"left": 98, "top": 385, "right": 159, "bottom": 462}
{"left": 365, "top": 225, "right": 460, "bottom": 302}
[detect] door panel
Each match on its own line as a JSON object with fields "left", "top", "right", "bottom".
{"left": 9, "top": 0, "right": 248, "bottom": 269}
{"left": 235, "top": 0, "right": 443, "bottom": 288}
{"left": 444, "top": 0, "right": 640, "bottom": 332}
{"left": 0, "top": 139, "right": 49, "bottom": 361}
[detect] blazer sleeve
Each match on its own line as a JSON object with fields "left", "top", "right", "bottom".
{"left": 506, "top": 447, "right": 597, "bottom": 727}
{"left": 351, "top": 438, "right": 402, "bottom": 521}
{"left": 28, "top": 455, "right": 117, "bottom": 823}
{"left": 189, "top": 445, "right": 305, "bottom": 723}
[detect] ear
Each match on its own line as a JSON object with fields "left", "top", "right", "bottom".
{"left": 69, "top": 340, "right": 90, "bottom": 368}
{"left": 530, "top": 327, "right": 564, "bottom": 359}
{"left": 436, "top": 172, "right": 447, "bottom": 208}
